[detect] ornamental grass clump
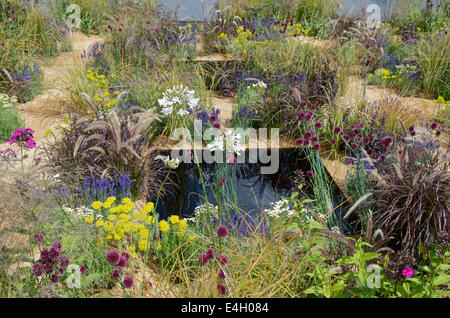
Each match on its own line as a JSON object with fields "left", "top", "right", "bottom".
{"left": 369, "top": 124, "right": 450, "bottom": 256}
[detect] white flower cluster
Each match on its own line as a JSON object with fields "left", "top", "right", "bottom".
{"left": 207, "top": 132, "right": 245, "bottom": 155}
{"left": 186, "top": 203, "right": 219, "bottom": 222}
{"left": 264, "top": 199, "right": 296, "bottom": 218}
{"left": 62, "top": 205, "right": 102, "bottom": 220}
{"left": 155, "top": 155, "right": 180, "bottom": 169}
{"left": 0, "top": 94, "right": 17, "bottom": 109}
{"left": 395, "top": 63, "right": 417, "bottom": 77}
{"left": 158, "top": 84, "right": 199, "bottom": 116}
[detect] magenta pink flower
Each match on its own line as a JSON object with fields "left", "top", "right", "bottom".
{"left": 112, "top": 269, "right": 120, "bottom": 280}
{"left": 220, "top": 177, "right": 226, "bottom": 187}
{"left": 402, "top": 267, "right": 414, "bottom": 278}
{"left": 79, "top": 265, "right": 86, "bottom": 275}
{"left": 305, "top": 131, "right": 313, "bottom": 139}
{"left": 314, "top": 121, "right": 323, "bottom": 129}
{"left": 331, "top": 138, "right": 336, "bottom": 144}
{"left": 199, "top": 253, "right": 210, "bottom": 265}
{"left": 218, "top": 270, "right": 226, "bottom": 280}
{"left": 32, "top": 232, "right": 44, "bottom": 244}
{"left": 217, "top": 255, "right": 228, "bottom": 266}
{"left": 313, "top": 143, "right": 321, "bottom": 150}
{"left": 306, "top": 170, "right": 314, "bottom": 178}
{"left": 301, "top": 101, "right": 307, "bottom": 107}
{"left": 298, "top": 110, "right": 305, "bottom": 118}
{"left": 213, "top": 122, "right": 221, "bottom": 129}
{"left": 50, "top": 274, "right": 60, "bottom": 283}
{"left": 296, "top": 138, "right": 303, "bottom": 145}
{"left": 334, "top": 127, "right": 341, "bottom": 133}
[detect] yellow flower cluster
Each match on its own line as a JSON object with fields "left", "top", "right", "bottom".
{"left": 86, "top": 69, "right": 119, "bottom": 112}
{"left": 371, "top": 69, "right": 401, "bottom": 82}
{"left": 87, "top": 197, "right": 156, "bottom": 252}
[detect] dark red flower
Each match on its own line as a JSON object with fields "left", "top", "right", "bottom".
{"left": 306, "top": 170, "right": 314, "bottom": 178}
{"left": 51, "top": 274, "right": 60, "bottom": 283}
{"left": 218, "top": 284, "right": 227, "bottom": 295}
{"left": 123, "top": 275, "right": 134, "bottom": 288}
{"left": 217, "top": 255, "right": 228, "bottom": 266}
{"left": 107, "top": 249, "right": 120, "bottom": 265}
{"left": 217, "top": 226, "right": 228, "bottom": 238}
{"left": 79, "top": 265, "right": 86, "bottom": 275}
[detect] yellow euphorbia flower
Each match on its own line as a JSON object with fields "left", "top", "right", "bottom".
{"left": 92, "top": 201, "right": 103, "bottom": 210}
{"left": 159, "top": 220, "right": 169, "bottom": 232}
{"left": 85, "top": 215, "right": 94, "bottom": 223}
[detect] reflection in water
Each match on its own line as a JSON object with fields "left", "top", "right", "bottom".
{"left": 152, "top": 148, "right": 345, "bottom": 223}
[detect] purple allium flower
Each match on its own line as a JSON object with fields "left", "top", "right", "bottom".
{"left": 409, "top": 126, "right": 415, "bottom": 132}
{"left": 118, "top": 256, "right": 127, "bottom": 268}
{"left": 303, "top": 139, "right": 310, "bottom": 146}
{"left": 49, "top": 247, "right": 61, "bottom": 261}
{"left": 32, "top": 262, "right": 45, "bottom": 276}
{"left": 32, "top": 232, "right": 44, "bottom": 244}
{"left": 199, "top": 253, "right": 210, "bottom": 265}
{"left": 306, "top": 170, "right": 314, "bottom": 178}
{"left": 218, "top": 269, "right": 226, "bottom": 280}
{"left": 411, "top": 131, "right": 416, "bottom": 136}
{"left": 121, "top": 252, "right": 131, "bottom": 262}
{"left": 351, "top": 143, "right": 358, "bottom": 149}
{"left": 217, "top": 226, "right": 228, "bottom": 238}
{"left": 107, "top": 249, "right": 121, "bottom": 265}
{"left": 59, "top": 255, "right": 70, "bottom": 268}
{"left": 40, "top": 249, "right": 50, "bottom": 261}
{"left": 58, "top": 267, "right": 65, "bottom": 275}
{"left": 298, "top": 110, "right": 305, "bottom": 118}
{"left": 52, "top": 241, "right": 62, "bottom": 250}
{"left": 80, "top": 265, "right": 86, "bottom": 275}
{"left": 50, "top": 274, "right": 60, "bottom": 283}
{"left": 207, "top": 249, "right": 216, "bottom": 260}
{"left": 314, "top": 121, "right": 323, "bottom": 129}
{"left": 306, "top": 111, "right": 313, "bottom": 119}
{"left": 312, "top": 136, "right": 318, "bottom": 142}
{"left": 311, "top": 104, "right": 316, "bottom": 110}
{"left": 301, "top": 101, "right": 307, "bottom": 107}
{"left": 431, "top": 122, "right": 437, "bottom": 129}
{"left": 334, "top": 127, "right": 341, "bottom": 133}
{"left": 220, "top": 177, "right": 226, "bottom": 187}
{"left": 45, "top": 261, "right": 55, "bottom": 273}
{"left": 305, "top": 131, "right": 313, "bottom": 139}
{"left": 364, "top": 137, "right": 370, "bottom": 143}
{"left": 313, "top": 143, "right": 321, "bottom": 150}
{"left": 123, "top": 275, "right": 134, "bottom": 288}
{"left": 344, "top": 135, "right": 350, "bottom": 141}
{"left": 112, "top": 269, "right": 120, "bottom": 280}
{"left": 331, "top": 138, "right": 336, "bottom": 145}
{"left": 210, "top": 115, "right": 217, "bottom": 122}
{"left": 436, "top": 130, "right": 441, "bottom": 136}
{"left": 217, "top": 255, "right": 228, "bottom": 266}
{"left": 296, "top": 138, "right": 303, "bottom": 145}
{"left": 213, "top": 122, "right": 221, "bottom": 129}
{"left": 402, "top": 267, "right": 414, "bottom": 278}
{"left": 218, "top": 284, "right": 227, "bottom": 295}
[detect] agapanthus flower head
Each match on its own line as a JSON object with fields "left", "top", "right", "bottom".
{"left": 217, "top": 226, "right": 229, "bottom": 238}
{"left": 123, "top": 275, "right": 134, "bottom": 288}
{"left": 32, "top": 232, "right": 44, "bottom": 244}
{"left": 107, "top": 249, "right": 121, "bottom": 265}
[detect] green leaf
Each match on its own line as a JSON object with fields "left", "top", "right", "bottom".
{"left": 432, "top": 274, "right": 450, "bottom": 286}
{"left": 361, "top": 252, "right": 379, "bottom": 262}
{"left": 83, "top": 273, "right": 102, "bottom": 286}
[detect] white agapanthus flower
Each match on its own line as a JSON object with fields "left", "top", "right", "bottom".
{"left": 206, "top": 132, "right": 245, "bottom": 155}
{"left": 207, "top": 134, "right": 224, "bottom": 152}
{"left": 252, "top": 80, "right": 267, "bottom": 89}
{"left": 264, "top": 199, "right": 296, "bottom": 218}
{"left": 158, "top": 84, "right": 199, "bottom": 117}
{"left": 155, "top": 155, "right": 181, "bottom": 169}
